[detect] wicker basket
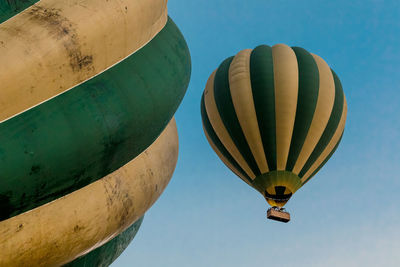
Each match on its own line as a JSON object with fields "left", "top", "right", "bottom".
{"left": 267, "top": 208, "right": 290, "bottom": 223}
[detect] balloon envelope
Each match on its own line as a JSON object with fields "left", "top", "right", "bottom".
{"left": 0, "top": 5, "right": 190, "bottom": 220}
{"left": 0, "top": 0, "right": 190, "bottom": 265}
{"left": 201, "top": 44, "right": 347, "bottom": 207}
{"left": 65, "top": 217, "right": 144, "bottom": 267}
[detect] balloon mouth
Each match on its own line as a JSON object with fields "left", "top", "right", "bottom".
{"left": 252, "top": 171, "right": 302, "bottom": 199}
{"left": 264, "top": 194, "right": 292, "bottom": 207}
{"left": 252, "top": 171, "right": 302, "bottom": 207}
{"left": 263, "top": 186, "right": 293, "bottom": 207}
{"left": 264, "top": 191, "right": 293, "bottom": 202}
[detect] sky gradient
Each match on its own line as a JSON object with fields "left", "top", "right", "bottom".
{"left": 113, "top": 1, "right": 400, "bottom": 266}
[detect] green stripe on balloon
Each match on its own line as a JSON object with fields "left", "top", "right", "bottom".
{"left": 213, "top": 57, "right": 261, "bottom": 176}
{"left": 249, "top": 45, "right": 277, "bottom": 171}
{"left": 286, "top": 47, "right": 320, "bottom": 171}
{"left": 299, "top": 69, "right": 344, "bottom": 178}
{"left": 0, "top": 18, "right": 191, "bottom": 220}
{"left": 0, "top": 0, "right": 38, "bottom": 23}
{"left": 302, "top": 133, "right": 344, "bottom": 185}
{"left": 201, "top": 94, "right": 251, "bottom": 183}
{"left": 64, "top": 216, "right": 144, "bottom": 267}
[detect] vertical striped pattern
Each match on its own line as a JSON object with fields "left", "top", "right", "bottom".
{"left": 201, "top": 44, "right": 347, "bottom": 206}
{"left": 298, "top": 69, "right": 345, "bottom": 178}
{"left": 213, "top": 57, "right": 261, "bottom": 177}
{"left": 292, "top": 54, "right": 336, "bottom": 174}
{"left": 229, "top": 49, "right": 269, "bottom": 173}
{"left": 302, "top": 133, "right": 344, "bottom": 185}
{"left": 201, "top": 94, "right": 252, "bottom": 185}
{"left": 203, "top": 71, "right": 255, "bottom": 179}
{"left": 203, "top": 129, "right": 253, "bottom": 187}
{"left": 285, "top": 47, "right": 319, "bottom": 171}
{"left": 272, "top": 44, "right": 299, "bottom": 170}
{"left": 301, "top": 97, "right": 347, "bottom": 182}
{"left": 250, "top": 45, "right": 277, "bottom": 171}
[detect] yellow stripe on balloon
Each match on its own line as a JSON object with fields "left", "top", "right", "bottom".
{"left": 272, "top": 44, "right": 299, "bottom": 170}
{"left": 203, "top": 124, "right": 253, "bottom": 187}
{"left": 204, "top": 71, "right": 256, "bottom": 179}
{"left": 293, "top": 53, "right": 336, "bottom": 175}
{"left": 301, "top": 97, "right": 347, "bottom": 182}
{"left": 0, "top": 0, "right": 168, "bottom": 122}
{"left": 229, "top": 49, "right": 269, "bottom": 174}
{"left": 0, "top": 119, "right": 178, "bottom": 267}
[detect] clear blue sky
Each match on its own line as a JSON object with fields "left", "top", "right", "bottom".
{"left": 114, "top": 1, "right": 400, "bottom": 266}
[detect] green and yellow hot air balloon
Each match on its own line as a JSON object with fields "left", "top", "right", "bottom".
{"left": 201, "top": 44, "right": 347, "bottom": 222}
{"left": 0, "top": 0, "right": 190, "bottom": 265}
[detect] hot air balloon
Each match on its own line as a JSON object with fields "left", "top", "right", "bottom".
{"left": 201, "top": 44, "right": 347, "bottom": 222}
{"left": 0, "top": 0, "right": 190, "bottom": 265}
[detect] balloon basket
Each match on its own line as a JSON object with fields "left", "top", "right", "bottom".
{"left": 267, "top": 207, "right": 290, "bottom": 223}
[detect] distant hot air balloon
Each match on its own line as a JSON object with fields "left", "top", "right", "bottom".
{"left": 201, "top": 44, "right": 347, "bottom": 222}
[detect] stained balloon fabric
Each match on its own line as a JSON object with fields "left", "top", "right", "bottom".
{"left": 0, "top": 3, "right": 191, "bottom": 220}
{"left": 64, "top": 217, "right": 144, "bottom": 267}
{"left": 0, "top": 0, "right": 190, "bottom": 265}
{"left": 0, "top": 119, "right": 179, "bottom": 266}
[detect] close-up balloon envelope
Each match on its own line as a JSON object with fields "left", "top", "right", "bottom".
{"left": 0, "top": 0, "right": 191, "bottom": 265}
